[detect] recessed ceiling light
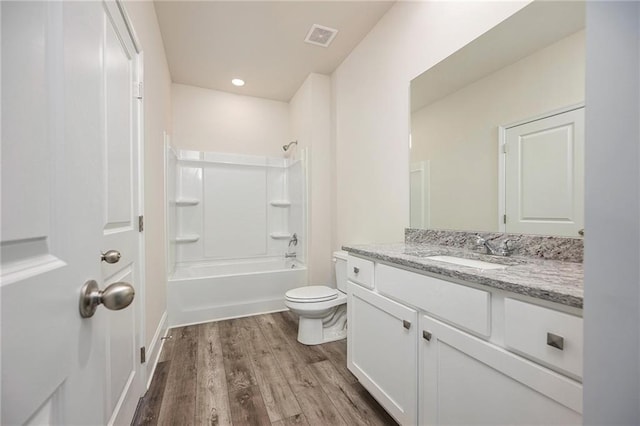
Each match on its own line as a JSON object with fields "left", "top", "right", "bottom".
{"left": 231, "top": 78, "right": 245, "bottom": 87}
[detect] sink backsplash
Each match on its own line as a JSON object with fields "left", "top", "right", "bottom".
{"left": 405, "top": 228, "right": 583, "bottom": 263}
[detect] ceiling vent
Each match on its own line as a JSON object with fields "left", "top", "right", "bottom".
{"left": 304, "top": 24, "right": 338, "bottom": 48}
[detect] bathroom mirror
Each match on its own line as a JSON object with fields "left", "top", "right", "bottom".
{"left": 410, "top": 1, "right": 585, "bottom": 237}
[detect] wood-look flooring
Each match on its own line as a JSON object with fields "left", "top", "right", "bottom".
{"left": 132, "top": 311, "right": 398, "bottom": 426}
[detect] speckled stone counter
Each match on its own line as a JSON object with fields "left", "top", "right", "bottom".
{"left": 342, "top": 241, "right": 584, "bottom": 309}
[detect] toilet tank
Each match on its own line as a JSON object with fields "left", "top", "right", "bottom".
{"left": 333, "top": 250, "right": 349, "bottom": 293}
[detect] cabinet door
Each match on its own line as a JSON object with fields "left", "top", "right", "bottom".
{"left": 420, "top": 314, "right": 582, "bottom": 425}
{"left": 347, "top": 282, "right": 418, "bottom": 425}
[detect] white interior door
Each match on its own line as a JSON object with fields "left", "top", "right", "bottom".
{"left": 101, "top": 1, "right": 144, "bottom": 424}
{"left": 1, "top": 2, "right": 143, "bottom": 424}
{"left": 504, "top": 107, "right": 584, "bottom": 237}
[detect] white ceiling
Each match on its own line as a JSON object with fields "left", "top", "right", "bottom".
{"left": 154, "top": 1, "right": 395, "bottom": 102}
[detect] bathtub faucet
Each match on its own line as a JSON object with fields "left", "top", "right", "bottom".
{"left": 285, "top": 252, "right": 297, "bottom": 259}
{"left": 289, "top": 233, "right": 298, "bottom": 247}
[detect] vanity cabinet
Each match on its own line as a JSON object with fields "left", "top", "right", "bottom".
{"left": 420, "top": 314, "right": 582, "bottom": 425}
{"left": 347, "top": 281, "right": 418, "bottom": 425}
{"left": 346, "top": 254, "right": 583, "bottom": 425}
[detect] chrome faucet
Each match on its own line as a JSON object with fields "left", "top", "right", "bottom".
{"left": 475, "top": 235, "right": 513, "bottom": 257}
{"left": 285, "top": 233, "right": 298, "bottom": 259}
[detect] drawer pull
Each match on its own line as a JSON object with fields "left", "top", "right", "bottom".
{"left": 403, "top": 320, "right": 411, "bottom": 330}
{"left": 353, "top": 267, "right": 360, "bottom": 274}
{"left": 547, "top": 332, "right": 564, "bottom": 350}
{"left": 422, "top": 330, "right": 432, "bottom": 341}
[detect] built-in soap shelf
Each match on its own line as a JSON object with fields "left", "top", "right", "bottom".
{"left": 175, "top": 198, "right": 200, "bottom": 207}
{"left": 270, "top": 232, "right": 292, "bottom": 240}
{"left": 174, "top": 235, "right": 200, "bottom": 243}
{"left": 269, "top": 200, "right": 291, "bottom": 207}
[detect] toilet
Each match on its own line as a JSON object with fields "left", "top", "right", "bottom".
{"left": 285, "top": 251, "right": 348, "bottom": 345}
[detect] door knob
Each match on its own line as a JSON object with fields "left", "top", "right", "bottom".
{"left": 79, "top": 280, "right": 135, "bottom": 318}
{"left": 101, "top": 250, "right": 121, "bottom": 264}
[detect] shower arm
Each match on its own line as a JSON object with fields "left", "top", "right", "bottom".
{"left": 282, "top": 141, "right": 298, "bottom": 152}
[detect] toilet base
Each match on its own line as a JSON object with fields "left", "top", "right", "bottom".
{"left": 296, "top": 304, "right": 347, "bottom": 345}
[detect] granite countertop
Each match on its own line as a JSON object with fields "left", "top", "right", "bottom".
{"left": 342, "top": 242, "right": 584, "bottom": 309}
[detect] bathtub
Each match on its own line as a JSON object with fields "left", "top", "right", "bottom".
{"left": 168, "top": 257, "right": 307, "bottom": 326}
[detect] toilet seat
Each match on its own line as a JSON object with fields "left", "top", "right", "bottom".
{"left": 285, "top": 285, "right": 338, "bottom": 303}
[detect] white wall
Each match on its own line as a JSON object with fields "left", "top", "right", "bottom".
{"left": 123, "top": 0, "right": 172, "bottom": 369}
{"left": 411, "top": 30, "right": 585, "bottom": 232}
{"left": 172, "top": 83, "right": 290, "bottom": 156}
{"left": 332, "top": 1, "right": 529, "bottom": 246}
{"left": 584, "top": 2, "right": 640, "bottom": 423}
{"left": 290, "top": 73, "right": 333, "bottom": 285}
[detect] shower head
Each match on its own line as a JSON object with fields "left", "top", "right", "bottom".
{"left": 283, "top": 141, "right": 298, "bottom": 152}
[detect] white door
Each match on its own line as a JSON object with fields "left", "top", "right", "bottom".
{"left": 100, "top": 2, "right": 144, "bottom": 423}
{"left": 504, "top": 107, "right": 584, "bottom": 237}
{"left": 1, "top": 2, "right": 144, "bottom": 425}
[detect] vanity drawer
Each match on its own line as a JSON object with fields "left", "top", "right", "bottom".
{"left": 504, "top": 298, "right": 583, "bottom": 380}
{"left": 347, "top": 256, "right": 375, "bottom": 289}
{"left": 376, "top": 264, "right": 491, "bottom": 337}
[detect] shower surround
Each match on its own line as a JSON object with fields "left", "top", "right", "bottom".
{"left": 166, "top": 148, "right": 308, "bottom": 326}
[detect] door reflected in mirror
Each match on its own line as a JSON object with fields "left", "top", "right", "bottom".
{"left": 410, "top": 0, "right": 585, "bottom": 238}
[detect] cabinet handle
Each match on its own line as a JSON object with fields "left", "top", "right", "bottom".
{"left": 547, "top": 332, "right": 564, "bottom": 350}
{"left": 353, "top": 267, "right": 360, "bottom": 274}
{"left": 403, "top": 320, "right": 411, "bottom": 330}
{"left": 422, "top": 330, "right": 432, "bottom": 341}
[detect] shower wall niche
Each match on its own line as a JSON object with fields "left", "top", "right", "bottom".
{"left": 168, "top": 148, "right": 307, "bottom": 270}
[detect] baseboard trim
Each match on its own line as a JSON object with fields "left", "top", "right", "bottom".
{"left": 145, "top": 311, "right": 168, "bottom": 389}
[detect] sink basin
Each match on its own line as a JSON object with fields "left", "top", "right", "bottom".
{"left": 426, "top": 255, "right": 508, "bottom": 270}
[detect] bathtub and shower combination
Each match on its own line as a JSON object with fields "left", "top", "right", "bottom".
{"left": 166, "top": 147, "right": 308, "bottom": 326}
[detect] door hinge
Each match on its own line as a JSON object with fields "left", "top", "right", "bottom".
{"left": 502, "top": 143, "right": 507, "bottom": 154}
{"left": 138, "top": 215, "right": 144, "bottom": 232}
{"left": 134, "top": 82, "right": 143, "bottom": 100}
{"left": 140, "top": 346, "right": 146, "bottom": 364}
{"left": 503, "top": 214, "right": 507, "bottom": 224}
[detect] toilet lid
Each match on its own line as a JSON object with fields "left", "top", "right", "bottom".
{"left": 285, "top": 286, "right": 338, "bottom": 303}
